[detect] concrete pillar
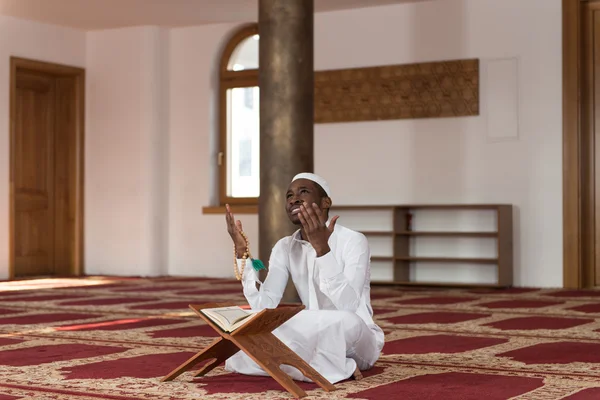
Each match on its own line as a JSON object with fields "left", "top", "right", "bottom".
{"left": 258, "top": 0, "right": 314, "bottom": 302}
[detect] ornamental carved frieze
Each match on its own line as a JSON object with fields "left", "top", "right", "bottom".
{"left": 314, "top": 59, "right": 479, "bottom": 123}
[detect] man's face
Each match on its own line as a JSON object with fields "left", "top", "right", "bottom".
{"left": 285, "top": 179, "right": 326, "bottom": 225}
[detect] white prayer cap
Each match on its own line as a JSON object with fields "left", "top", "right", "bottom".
{"left": 291, "top": 173, "right": 331, "bottom": 197}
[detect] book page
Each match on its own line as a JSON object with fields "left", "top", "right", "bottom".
{"left": 210, "top": 307, "right": 250, "bottom": 326}
{"left": 201, "top": 306, "right": 253, "bottom": 331}
{"left": 229, "top": 310, "right": 259, "bottom": 331}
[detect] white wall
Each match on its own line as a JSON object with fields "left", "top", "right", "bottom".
{"left": 315, "top": 0, "right": 562, "bottom": 287}
{"left": 0, "top": 16, "right": 86, "bottom": 280}
{"left": 168, "top": 23, "right": 260, "bottom": 278}
{"left": 167, "top": 0, "right": 563, "bottom": 286}
{"left": 85, "top": 26, "right": 169, "bottom": 276}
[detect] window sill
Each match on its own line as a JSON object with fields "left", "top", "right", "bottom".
{"left": 202, "top": 205, "right": 258, "bottom": 214}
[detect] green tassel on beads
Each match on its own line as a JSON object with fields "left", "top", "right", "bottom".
{"left": 251, "top": 258, "right": 266, "bottom": 271}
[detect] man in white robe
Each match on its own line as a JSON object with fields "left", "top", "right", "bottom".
{"left": 223, "top": 173, "right": 384, "bottom": 384}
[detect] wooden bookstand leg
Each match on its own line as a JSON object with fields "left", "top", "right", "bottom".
{"left": 194, "top": 339, "right": 239, "bottom": 378}
{"left": 235, "top": 334, "right": 307, "bottom": 399}
{"left": 161, "top": 337, "right": 239, "bottom": 382}
{"left": 234, "top": 332, "right": 336, "bottom": 398}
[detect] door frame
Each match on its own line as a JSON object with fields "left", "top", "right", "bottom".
{"left": 9, "top": 57, "right": 85, "bottom": 279}
{"left": 562, "top": 0, "right": 600, "bottom": 288}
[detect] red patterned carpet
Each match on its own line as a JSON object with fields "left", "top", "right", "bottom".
{"left": 1, "top": 277, "right": 600, "bottom": 399}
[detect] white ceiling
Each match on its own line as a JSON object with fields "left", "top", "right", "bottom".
{"left": 0, "top": 0, "right": 432, "bottom": 31}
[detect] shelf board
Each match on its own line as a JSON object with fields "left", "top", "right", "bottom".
{"left": 396, "top": 257, "right": 498, "bottom": 264}
{"left": 371, "top": 280, "right": 507, "bottom": 288}
{"left": 396, "top": 231, "right": 497, "bottom": 237}
{"left": 394, "top": 204, "right": 510, "bottom": 210}
{"left": 360, "top": 231, "right": 393, "bottom": 236}
{"left": 332, "top": 204, "right": 510, "bottom": 210}
{"left": 370, "top": 256, "right": 394, "bottom": 262}
{"left": 330, "top": 206, "right": 396, "bottom": 211}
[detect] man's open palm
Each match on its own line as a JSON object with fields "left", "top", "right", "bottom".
{"left": 298, "top": 202, "right": 339, "bottom": 256}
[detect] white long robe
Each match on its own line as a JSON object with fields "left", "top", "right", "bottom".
{"left": 224, "top": 224, "right": 385, "bottom": 383}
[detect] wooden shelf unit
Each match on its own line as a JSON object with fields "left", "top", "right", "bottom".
{"left": 330, "top": 204, "right": 513, "bottom": 288}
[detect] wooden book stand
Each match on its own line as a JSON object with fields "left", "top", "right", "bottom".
{"left": 161, "top": 302, "right": 337, "bottom": 399}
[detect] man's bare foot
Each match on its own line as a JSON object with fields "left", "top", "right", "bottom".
{"left": 353, "top": 366, "right": 363, "bottom": 381}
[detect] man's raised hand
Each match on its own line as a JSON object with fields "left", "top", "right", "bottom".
{"left": 297, "top": 202, "right": 339, "bottom": 257}
{"left": 225, "top": 204, "right": 246, "bottom": 257}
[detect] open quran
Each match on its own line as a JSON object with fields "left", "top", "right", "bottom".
{"left": 200, "top": 306, "right": 257, "bottom": 332}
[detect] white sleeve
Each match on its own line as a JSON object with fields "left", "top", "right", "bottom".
{"left": 238, "top": 239, "right": 289, "bottom": 310}
{"left": 315, "top": 234, "right": 370, "bottom": 312}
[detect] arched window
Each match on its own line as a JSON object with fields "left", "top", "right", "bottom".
{"left": 218, "top": 24, "right": 259, "bottom": 206}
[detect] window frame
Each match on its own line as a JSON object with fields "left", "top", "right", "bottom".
{"left": 218, "top": 24, "right": 259, "bottom": 206}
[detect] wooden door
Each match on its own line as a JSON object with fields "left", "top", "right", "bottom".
{"left": 53, "top": 76, "right": 78, "bottom": 275}
{"left": 10, "top": 58, "right": 85, "bottom": 279}
{"left": 582, "top": 1, "right": 600, "bottom": 286}
{"left": 13, "top": 71, "right": 56, "bottom": 277}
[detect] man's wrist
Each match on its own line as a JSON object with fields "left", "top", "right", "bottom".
{"left": 234, "top": 242, "right": 248, "bottom": 258}
{"left": 314, "top": 245, "right": 331, "bottom": 258}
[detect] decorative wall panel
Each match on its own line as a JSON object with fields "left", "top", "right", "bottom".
{"left": 314, "top": 59, "right": 479, "bottom": 123}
